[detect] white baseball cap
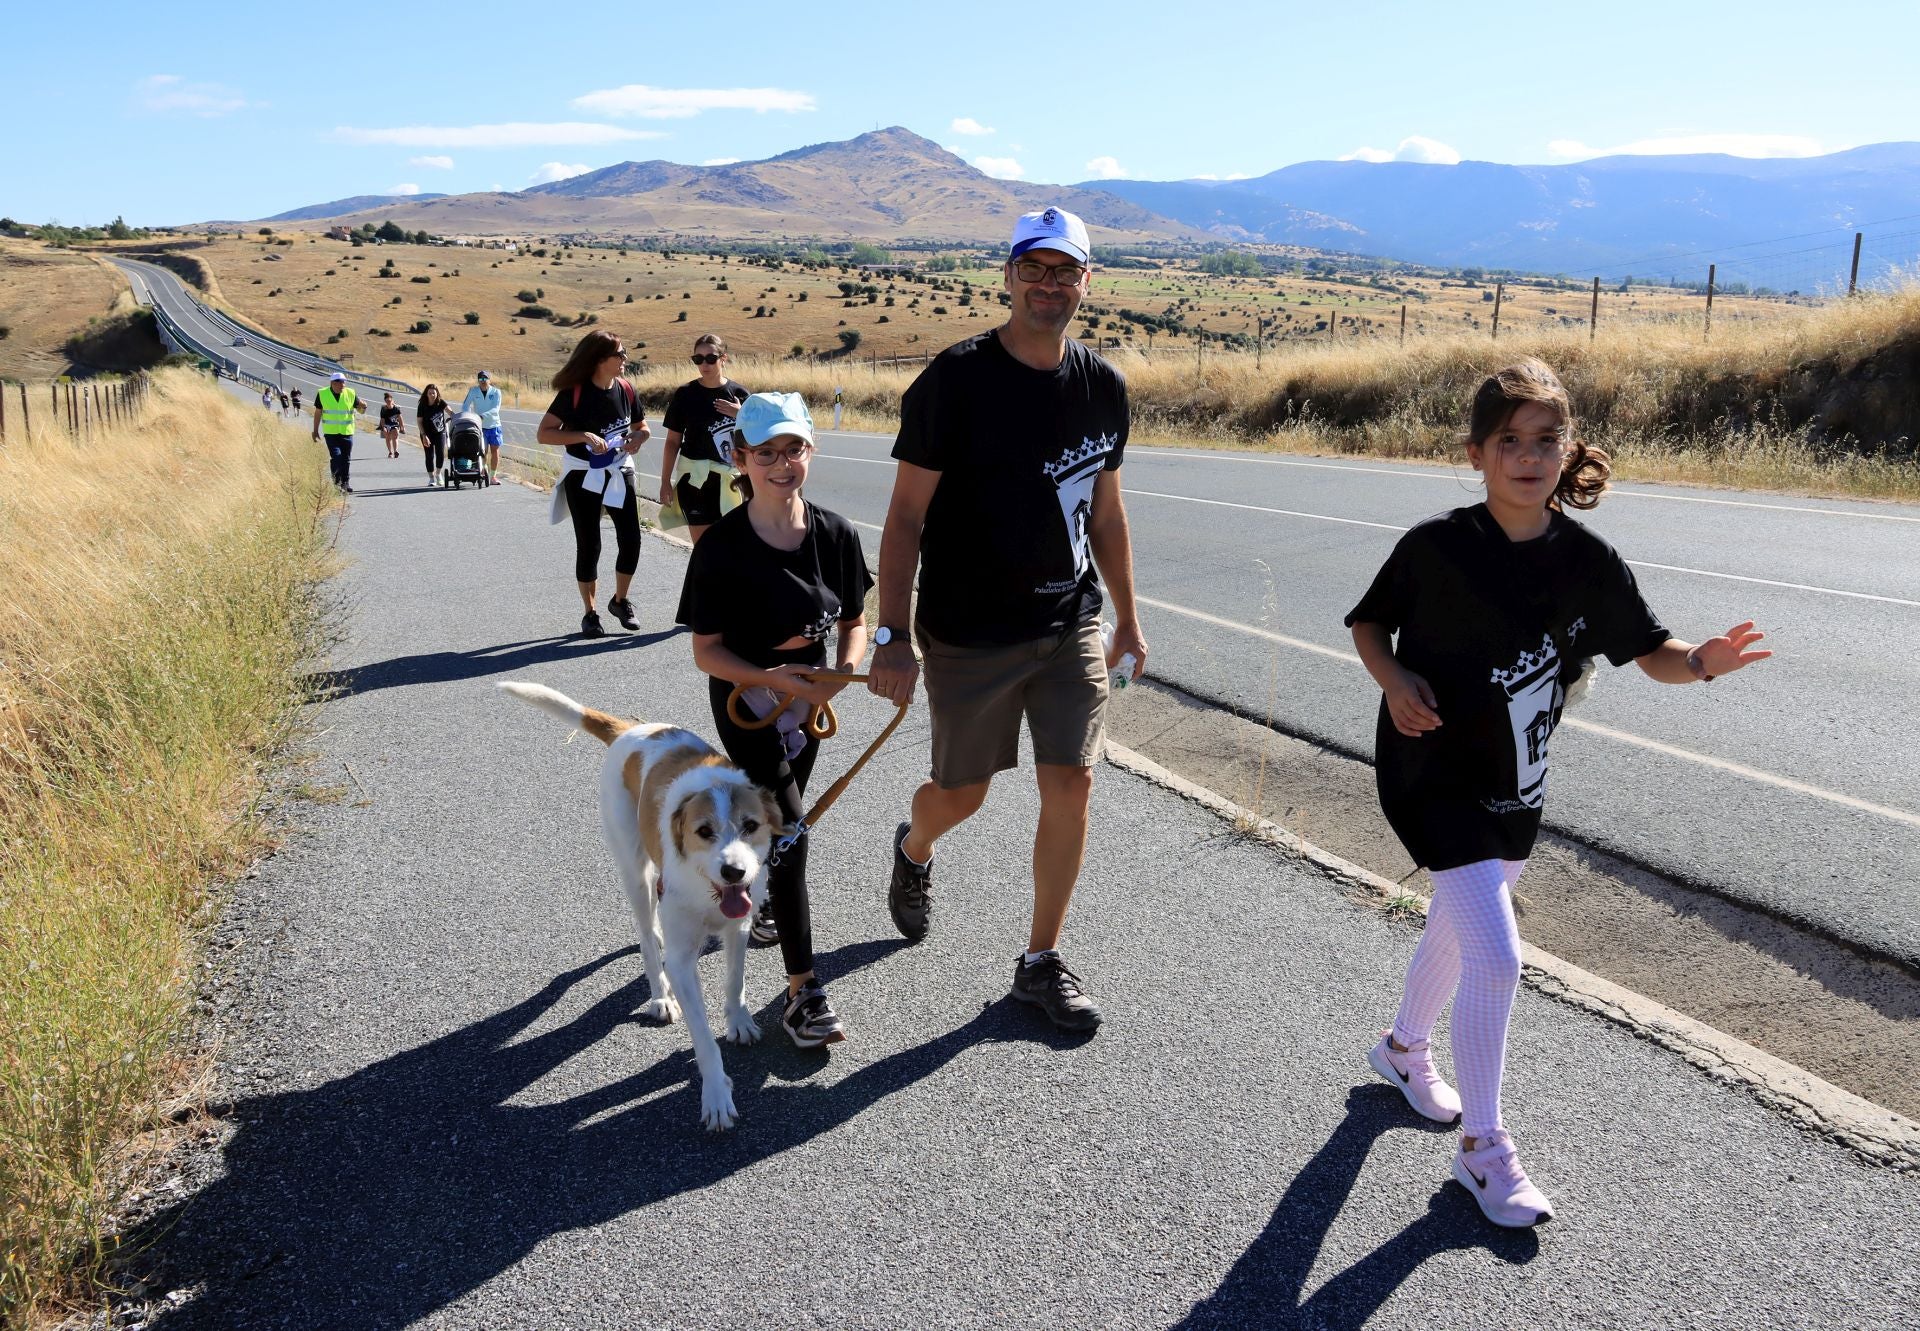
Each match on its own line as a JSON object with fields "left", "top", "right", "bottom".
{"left": 329, "top": 371, "right": 346, "bottom": 382}
{"left": 1009, "top": 206, "right": 1091, "bottom": 265}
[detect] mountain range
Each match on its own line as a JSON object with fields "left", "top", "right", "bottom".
{"left": 254, "top": 130, "right": 1920, "bottom": 281}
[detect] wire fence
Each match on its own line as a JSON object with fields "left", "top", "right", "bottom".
{"left": 0, "top": 373, "right": 152, "bottom": 443}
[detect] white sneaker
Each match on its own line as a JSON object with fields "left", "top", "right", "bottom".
{"left": 1368, "top": 1031, "right": 1461, "bottom": 1123}
{"left": 1454, "top": 1130, "right": 1555, "bottom": 1227}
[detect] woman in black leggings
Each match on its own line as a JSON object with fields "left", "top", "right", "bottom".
{"left": 535, "top": 330, "right": 651, "bottom": 638}
{"left": 416, "top": 383, "right": 451, "bottom": 486}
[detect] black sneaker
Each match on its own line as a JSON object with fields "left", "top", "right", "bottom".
{"left": 749, "top": 902, "right": 779, "bottom": 947}
{"left": 781, "top": 980, "right": 846, "bottom": 1048}
{"left": 1011, "top": 952, "right": 1103, "bottom": 1031}
{"left": 608, "top": 596, "right": 640, "bottom": 631}
{"left": 888, "top": 821, "right": 932, "bottom": 941}
{"left": 580, "top": 610, "right": 606, "bottom": 639}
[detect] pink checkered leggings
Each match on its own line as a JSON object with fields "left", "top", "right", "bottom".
{"left": 1391, "top": 858, "right": 1526, "bottom": 1139}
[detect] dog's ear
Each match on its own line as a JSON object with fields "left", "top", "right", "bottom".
{"left": 669, "top": 798, "right": 691, "bottom": 860}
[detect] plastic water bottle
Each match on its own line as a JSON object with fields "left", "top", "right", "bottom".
{"left": 1099, "top": 621, "right": 1138, "bottom": 691}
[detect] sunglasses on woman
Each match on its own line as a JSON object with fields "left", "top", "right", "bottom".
{"left": 690, "top": 353, "right": 723, "bottom": 365}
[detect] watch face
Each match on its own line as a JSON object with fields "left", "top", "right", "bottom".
{"left": 875, "top": 627, "right": 893, "bottom": 646}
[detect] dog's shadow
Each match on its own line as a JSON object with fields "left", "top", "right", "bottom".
{"left": 304, "top": 628, "right": 686, "bottom": 699}
{"left": 125, "top": 938, "right": 1075, "bottom": 1329}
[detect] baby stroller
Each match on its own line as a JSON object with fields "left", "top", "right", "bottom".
{"left": 447, "top": 411, "right": 489, "bottom": 489}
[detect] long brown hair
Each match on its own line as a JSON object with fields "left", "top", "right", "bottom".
{"left": 1464, "top": 357, "right": 1610, "bottom": 511}
{"left": 551, "top": 329, "right": 626, "bottom": 392}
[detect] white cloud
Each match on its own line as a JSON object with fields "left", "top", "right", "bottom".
{"left": 950, "top": 117, "right": 995, "bottom": 136}
{"left": 530, "top": 162, "right": 593, "bottom": 184}
{"left": 1546, "top": 133, "right": 1830, "bottom": 160}
{"left": 973, "top": 156, "right": 1025, "bottom": 180}
{"left": 408, "top": 155, "right": 455, "bottom": 170}
{"left": 1085, "top": 156, "right": 1128, "bottom": 179}
{"left": 942, "top": 144, "right": 966, "bottom": 157}
{"left": 1339, "top": 135, "right": 1462, "bottom": 165}
{"left": 389, "top": 183, "right": 422, "bottom": 196}
{"left": 702, "top": 157, "right": 742, "bottom": 166}
{"left": 133, "top": 73, "right": 249, "bottom": 117}
{"left": 571, "top": 85, "right": 815, "bottom": 119}
{"left": 333, "top": 123, "right": 662, "bottom": 148}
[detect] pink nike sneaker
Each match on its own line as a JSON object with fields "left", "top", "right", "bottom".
{"left": 1368, "top": 1031, "right": 1462, "bottom": 1123}
{"left": 1453, "top": 1129, "right": 1556, "bottom": 1227}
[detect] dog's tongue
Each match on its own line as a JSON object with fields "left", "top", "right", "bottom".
{"left": 719, "top": 883, "right": 753, "bottom": 919}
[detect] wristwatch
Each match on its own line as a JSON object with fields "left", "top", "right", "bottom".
{"left": 1685, "top": 647, "right": 1715, "bottom": 683}
{"left": 874, "top": 626, "right": 909, "bottom": 647}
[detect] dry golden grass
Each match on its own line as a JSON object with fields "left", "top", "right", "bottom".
{"left": 0, "top": 371, "right": 333, "bottom": 1327}
{"left": 0, "top": 243, "right": 130, "bottom": 381}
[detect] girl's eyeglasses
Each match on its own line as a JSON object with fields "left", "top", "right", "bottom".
{"left": 743, "top": 443, "right": 812, "bottom": 466}
{"left": 690, "top": 353, "right": 723, "bottom": 365}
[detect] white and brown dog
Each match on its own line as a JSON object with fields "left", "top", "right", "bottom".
{"left": 499, "top": 681, "right": 784, "bottom": 1130}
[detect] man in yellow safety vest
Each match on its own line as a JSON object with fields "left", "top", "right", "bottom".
{"left": 310, "top": 370, "right": 364, "bottom": 492}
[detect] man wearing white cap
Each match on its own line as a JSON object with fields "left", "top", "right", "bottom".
{"left": 310, "top": 370, "right": 363, "bottom": 492}
{"left": 461, "top": 370, "right": 505, "bottom": 485}
{"left": 868, "top": 205, "right": 1148, "bottom": 1032}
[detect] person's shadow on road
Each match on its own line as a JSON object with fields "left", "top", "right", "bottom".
{"left": 305, "top": 628, "right": 686, "bottom": 699}
{"left": 1173, "top": 1084, "right": 1538, "bottom": 1330}
{"left": 127, "top": 937, "right": 1083, "bottom": 1329}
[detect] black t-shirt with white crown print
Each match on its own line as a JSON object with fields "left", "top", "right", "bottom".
{"left": 892, "top": 330, "right": 1129, "bottom": 647}
{"left": 1345, "top": 503, "right": 1670, "bottom": 871}
{"left": 664, "top": 378, "right": 750, "bottom": 465}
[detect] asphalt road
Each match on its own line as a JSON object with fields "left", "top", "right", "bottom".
{"left": 128, "top": 444, "right": 1920, "bottom": 1330}
{"left": 122, "top": 256, "right": 1920, "bottom": 968}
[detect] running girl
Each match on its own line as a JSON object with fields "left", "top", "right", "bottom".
{"left": 535, "top": 330, "right": 651, "bottom": 638}
{"left": 416, "top": 383, "right": 451, "bottom": 487}
{"left": 1345, "top": 357, "right": 1771, "bottom": 1228}
{"left": 676, "top": 391, "right": 871, "bottom": 1047}
{"left": 659, "top": 333, "right": 749, "bottom": 544}
{"left": 379, "top": 392, "right": 404, "bottom": 459}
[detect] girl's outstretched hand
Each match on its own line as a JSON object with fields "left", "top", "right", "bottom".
{"left": 766, "top": 662, "right": 844, "bottom": 707}
{"left": 1696, "top": 621, "right": 1773, "bottom": 677}
{"left": 1385, "top": 668, "right": 1443, "bottom": 738}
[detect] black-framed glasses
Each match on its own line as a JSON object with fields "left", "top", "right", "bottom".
{"left": 743, "top": 442, "right": 812, "bottom": 466}
{"left": 690, "top": 352, "right": 723, "bottom": 365}
{"left": 1011, "top": 259, "right": 1087, "bottom": 286}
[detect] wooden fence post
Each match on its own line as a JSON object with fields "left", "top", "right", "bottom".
{"left": 18, "top": 382, "right": 28, "bottom": 436}
{"left": 1704, "top": 264, "right": 1716, "bottom": 341}
{"left": 1491, "top": 282, "right": 1504, "bottom": 340}
{"left": 1399, "top": 303, "right": 1407, "bottom": 346}
{"left": 1848, "top": 233, "right": 1863, "bottom": 296}
{"left": 67, "top": 383, "right": 77, "bottom": 435}
{"left": 1590, "top": 276, "right": 1600, "bottom": 342}
{"left": 0, "top": 382, "right": 6, "bottom": 441}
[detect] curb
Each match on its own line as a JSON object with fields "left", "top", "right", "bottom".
{"left": 1103, "top": 739, "right": 1920, "bottom": 1171}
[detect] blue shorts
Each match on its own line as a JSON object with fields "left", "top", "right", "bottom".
{"left": 482, "top": 426, "right": 503, "bottom": 447}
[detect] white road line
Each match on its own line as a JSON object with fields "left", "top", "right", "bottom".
{"left": 1135, "top": 593, "right": 1920, "bottom": 829}
{"left": 1118, "top": 488, "right": 1914, "bottom": 607}
{"left": 1128, "top": 448, "right": 1920, "bottom": 524}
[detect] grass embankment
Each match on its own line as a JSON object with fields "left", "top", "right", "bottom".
{"left": 615, "top": 285, "right": 1920, "bottom": 501}
{"left": 0, "top": 371, "right": 334, "bottom": 1326}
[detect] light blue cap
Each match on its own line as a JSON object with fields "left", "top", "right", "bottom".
{"left": 737, "top": 391, "right": 815, "bottom": 448}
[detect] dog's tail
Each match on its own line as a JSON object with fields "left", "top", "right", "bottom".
{"left": 497, "top": 681, "right": 633, "bottom": 747}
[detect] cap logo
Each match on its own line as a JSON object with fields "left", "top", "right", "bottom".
{"left": 1042, "top": 208, "right": 1059, "bottom": 226}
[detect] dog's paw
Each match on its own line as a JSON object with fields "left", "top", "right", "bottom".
{"left": 723, "top": 1007, "right": 762, "bottom": 1045}
{"left": 637, "top": 995, "right": 680, "bottom": 1024}
{"left": 698, "top": 1075, "right": 738, "bottom": 1131}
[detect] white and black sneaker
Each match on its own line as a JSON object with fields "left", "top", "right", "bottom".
{"left": 781, "top": 980, "right": 846, "bottom": 1048}
{"left": 749, "top": 902, "right": 779, "bottom": 947}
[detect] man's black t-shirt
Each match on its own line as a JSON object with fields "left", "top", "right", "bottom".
{"left": 892, "top": 331, "right": 1128, "bottom": 647}
{"left": 543, "top": 380, "right": 641, "bottom": 467}
{"left": 416, "top": 399, "right": 451, "bottom": 443}
{"left": 1345, "top": 504, "right": 1670, "bottom": 870}
{"left": 663, "top": 378, "right": 749, "bottom": 465}
{"left": 676, "top": 502, "right": 872, "bottom": 668}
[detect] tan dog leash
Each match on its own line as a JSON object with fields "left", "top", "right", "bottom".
{"left": 725, "top": 671, "right": 909, "bottom": 856}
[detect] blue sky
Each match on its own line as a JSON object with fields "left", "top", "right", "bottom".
{"left": 5, "top": 0, "right": 1915, "bottom": 226}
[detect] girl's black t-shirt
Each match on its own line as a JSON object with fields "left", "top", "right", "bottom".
{"left": 676, "top": 502, "right": 873, "bottom": 668}
{"left": 663, "top": 378, "right": 749, "bottom": 465}
{"left": 1345, "top": 503, "right": 1670, "bottom": 870}
{"left": 416, "top": 399, "right": 451, "bottom": 442}
{"left": 544, "top": 380, "right": 641, "bottom": 467}
{"left": 379, "top": 404, "right": 403, "bottom": 429}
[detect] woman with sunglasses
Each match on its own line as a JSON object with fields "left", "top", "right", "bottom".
{"left": 676, "top": 391, "right": 872, "bottom": 1047}
{"left": 536, "top": 329, "right": 652, "bottom": 638}
{"left": 659, "top": 333, "right": 750, "bottom": 543}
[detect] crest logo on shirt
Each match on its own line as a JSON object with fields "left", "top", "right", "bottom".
{"left": 1041, "top": 433, "right": 1118, "bottom": 584}
{"left": 1487, "top": 633, "right": 1565, "bottom": 810}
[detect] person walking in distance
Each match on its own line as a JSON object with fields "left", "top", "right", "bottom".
{"left": 867, "top": 206, "right": 1147, "bottom": 1032}
{"left": 677, "top": 392, "right": 870, "bottom": 1045}
{"left": 290, "top": 387, "right": 302, "bottom": 416}
{"left": 461, "top": 369, "right": 505, "bottom": 485}
{"left": 1348, "top": 357, "right": 1772, "bottom": 1229}
{"left": 378, "top": 392, "right": 404, "bottom": 459}
{"left": 658, "top": 334, "right": 749, "bottom": 543}
{"left": 416, "top": 383, "right": 452, "bottom": 487}
{"left": 535, "top": 330, "right": 651, "bottom": 638}
{"left": 310, "top": 370, "right": 362, "bottom": 492}
{"left": 262, "top": 384, "right": 274, "bottom": 411}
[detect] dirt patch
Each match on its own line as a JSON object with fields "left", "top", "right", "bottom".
{"left": 1107, "top": 679, "right": 1920, "bottom": 1120}
{"left": 0, "top": 244, "right": 128, "bottom": 380}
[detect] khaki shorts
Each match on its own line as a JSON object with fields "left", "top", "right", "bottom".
{"left": 920, "top": 619, "right": 1109, "bottom": 788}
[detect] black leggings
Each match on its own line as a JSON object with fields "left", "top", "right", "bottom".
{"left": 709, "top": 673, "right": 819, "bottom": 979}
{"left": 421, "top": 435, "right": 445, "bottom": 474}
{"left": 562, "top": 471, "right": 642, "bottom": 583}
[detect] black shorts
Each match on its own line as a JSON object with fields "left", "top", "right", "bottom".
{"left": 675, "top": 470, "right": 726, "bottom": 526}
